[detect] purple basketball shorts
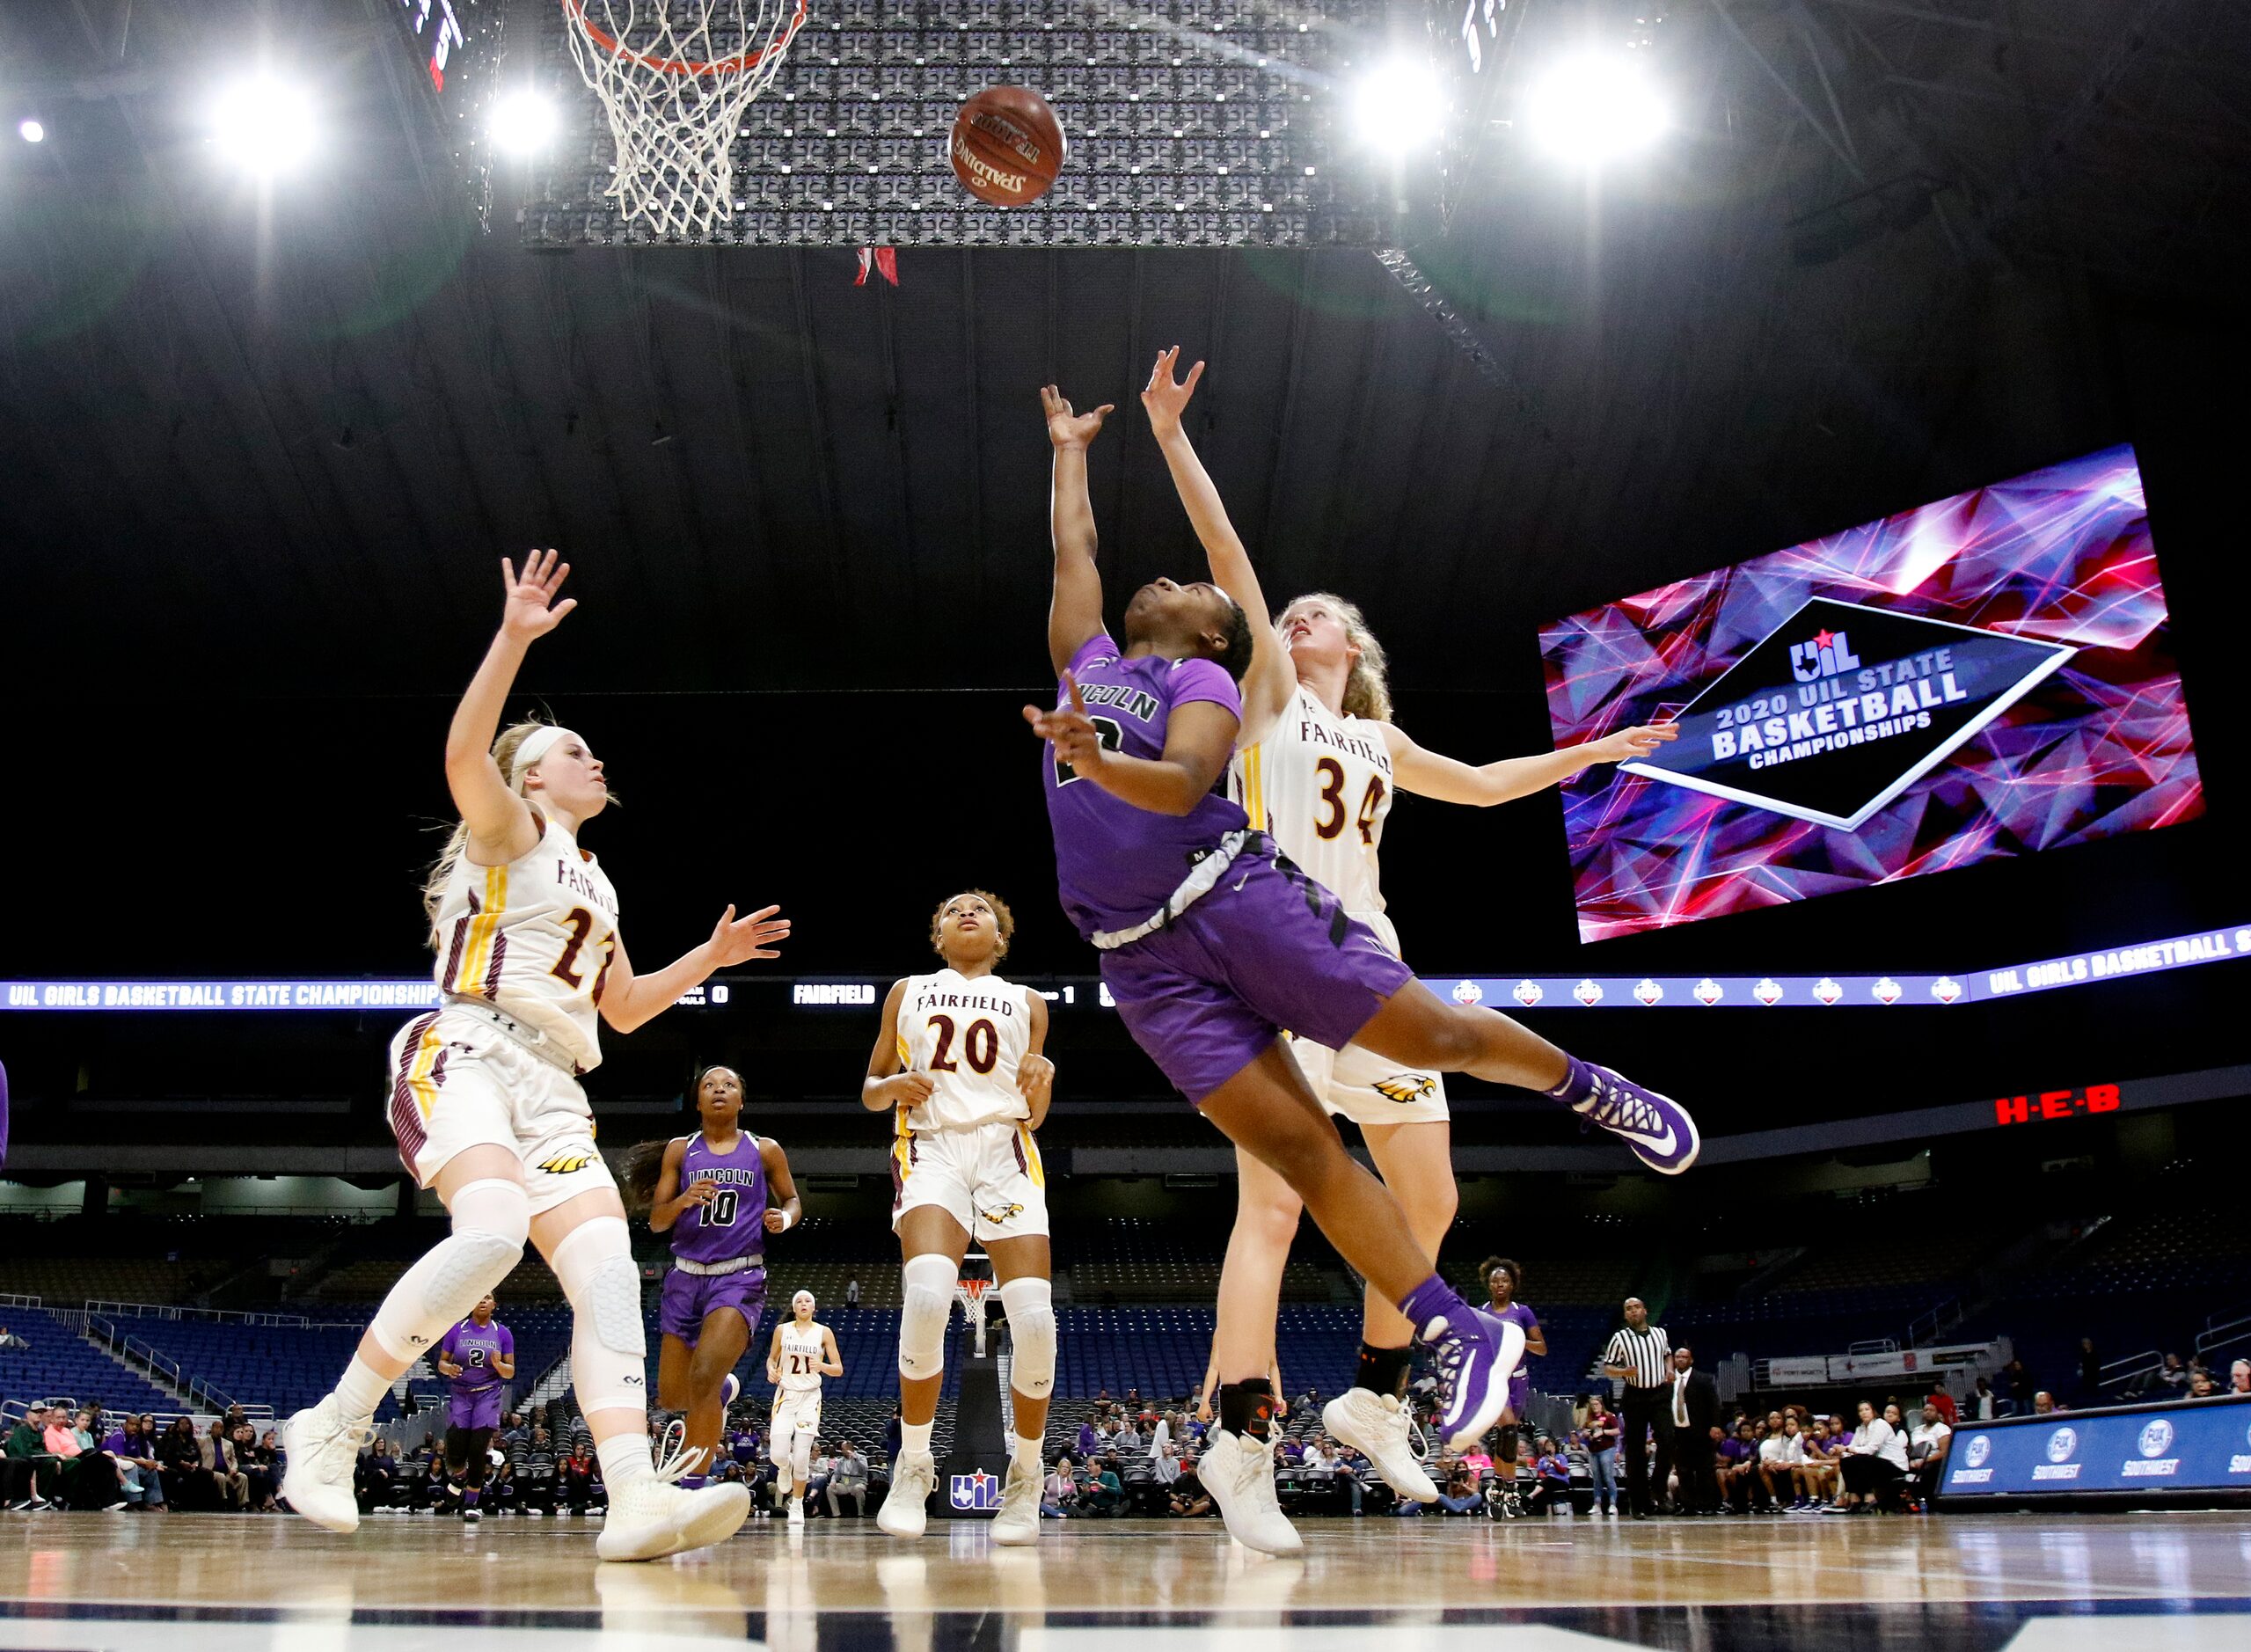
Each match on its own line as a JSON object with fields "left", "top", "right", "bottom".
{"left": 1100, "top": 837, "right": 1416, "bottom": 1106}
{"left": 1508, "top": 1372, "right": 1531, "bottom": 1417}
{"left": 661, "top": 1267, "right": 767, "bottom": 1343}
{"left": 449, "top": 1385, "right": 504, "bottom": 1433}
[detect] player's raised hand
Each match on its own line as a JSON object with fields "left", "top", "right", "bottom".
{"left": 1139, "top": 347, "right": 1205, "bottom": 439}
{"left": 1583, "top": 722, "right": 1680, "bottom": 764}
{"left": 705, "top": 903, "right": 791, "bottom": 967}
{"left": 1042, "top": 384, "right": 1114, "bottom": 450}
{"left": 1023, "top": 673, "right": 1107, "bottom": 776}
{"left": 498, "top": 550, "right": 576, "bottom": 641}
{"left": 1018, "top": 1052, "right": 1056, "bottom": 1111}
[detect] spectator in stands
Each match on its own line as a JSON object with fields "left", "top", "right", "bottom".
{"left": 153, "top": 1418, "right": 206, "bottom": 1509}
{"left": 1970, "top": 1377, "right": 1998, "bottom": 1421}
{"left": 1148, "top": 1409, "right": 1173, "bottom": 1461}
{"left": 355, "top": 1437, "right": 398, "bottom": 1513}
{"left": 804, "top": 1445, "right": 835, "bottom": 1516}
{"left": 4, "top": 1406, "right": 61, "bottom": 1509}
{"left": 44, "top": 1406, "right": 118, "bottom": 1510}
{"left": 506, "top": 1425, "right": 551, "bottom": 1517}
{"left": 1925, "top": 1384, "right": 1958, "bottom": 1427}
{"left": 560, "top": 1441, "right": 597, "bottom": 1516}
{"left": 1331, "top": 1442, "right": 1381, "bottom": 1517}
{"left": 2001, "top": 1358, "right": 2034, "bottom": 1415}
{"left": 238, "top": 1424, "right": 279, "bottom": 1512}
{"left": 1085, "top": 1453, "right": 1124, "bottom": 1515}
{"left": 2155, "top": 1353, "right": 2189, "bottom": 1396}
{"left": 0, "top": 1326, "right": 26, "bottom": 1350}
{"left": 1716, "top": 1421, "right": 1758, "bottom": 1512}
{"left": 2076, "top": 1338, "right": 2102, "bottom": 1406}
{"left": 2033, "top": 1391, "right": 2063, "bottom": 1416}
{"left": 499, "top": 1414, "right": 526, "bottom": 1453}
{"left": 1800, "top": 1419, "right": 1842, "bottom": 1506}
{"left": 2189, "top": 1371, "right": 2221, "bottom": 1399}
{"left": 1153, "top": 1439, "right": 1182, "bottom": 1487}
{"left": 881, "top": 1404, "right": 901, "bottom": 1464}
{"left": 1166, "top": 1459, "right": 1212, "bottom": 1519}
{"left": 1583, "top": 1395, "right": 1620, "bottom": 1517}
{"left": 845, "top": 1276, "right": 860, "bottom": 1308}
{"left": 1300, "top": 1434, "right": 1328, "bottom": 1473}
{"left": 1526, "top": 1439, "right": 1571, "bottom": 1517}
{"left": 1828, "top": 1400, "right": 1907, "bottom": 1513}
{"left": 1908, "top": 1403, "right": 1951, "bottom": 1502}
{"left": 1076, "top": 1416, "right": 1100, "bottom": 1461}
{"left": 103, "top": 1415, "right": 164, "bottom": 1512}
{"left": 828, "top": 1442, "right": 869, "bottom": 1517}
{"left": 1115, "top": 1415, "right": 1144, "bottom": 1452}
{"left": 200, "top": 1420, "right": 248, "bottom": 1512}
{"left": 2232, "top": 1360, "right": 2251, "bottom": 1397}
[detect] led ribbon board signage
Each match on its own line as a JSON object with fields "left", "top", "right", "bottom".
{"left": 1541, "top": 445, "right": 2202, "bottom": 941}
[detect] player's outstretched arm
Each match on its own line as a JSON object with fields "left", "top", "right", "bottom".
{"left": 1384, "top": 720, "right": 1679, "bottom": 807}
{"left": 1044, "top": 385, "right": 1114, "bottom": 676}
{"left": 449, "top": 552, "right": 578, "bottom": 863}
{"left": 596, "top": 904, "right": 791, "bottom": 1034}
{"left": 1022, "top": 675, "right": 1239, "bottom": 817}
{"left": 861, "top": 979, "right": 936, "bottom": 1114}
{"left": 759, "top": 1138, "right": 802, "bottom": 1234}
{"left": 1019, "top": 992, "right": 1055, "bottom": 1131}
{"left": 1140, "top": 348, "right": 1293, "bottom": 743}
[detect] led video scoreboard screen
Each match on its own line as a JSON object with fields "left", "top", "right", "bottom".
{"left": 1540, "top": 445, "right": 2202, "bottom": 942}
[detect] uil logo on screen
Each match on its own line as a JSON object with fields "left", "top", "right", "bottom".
{"left": 1617, "top": 598, "right": 2075, "bottom": 831}
{"left": 950, "top": 1471, "right": 1002, "bottom": 1511}
{"left": 1872, "top": 976, "right": 1903, "bottom": 1005}
{"left": 2047, "top": 1428, "right": 2078, "bottom": 1463}
{"left": 1694, "top": 978, "right": 1724, "bottom": 1005}
{"left": 1931, "top": 976, "right": 1964, "bottom": 1005}
{"left": 1453, "top": 979, "right": 1487, "bottom": 1005}
{"left": 1753, "top": 978, "right": 1785, "bottom": 1005}
{"left": 2140, "top": 1418, "right": 2175, "bottom": 1458}
{"left": 1963, "top": 1435, "right": 1992, "bottom": 1468}
{"left": 1574, "top": 979, "right": 1604, "bottom": 1006}
{"left": 1633, "top": 979, "right": 1663, "bottom": 1005}
{"left": 1511, "top": 980, "right": 1542, "bottom": 1007}
{"left": 1813, "top": 977, "right": 1844, "bottom": 1005}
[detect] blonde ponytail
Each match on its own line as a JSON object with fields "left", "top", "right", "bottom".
{"left": 1285, "top": 592, "right": 1393, "bottom": 723}
{"left": 420, "top": 720, "right": 552, "bottom": 947}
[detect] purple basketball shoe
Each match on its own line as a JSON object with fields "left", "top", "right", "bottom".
{"left": 1568, "top": 1061, "right": 1699, "bottom": 1175}
{"left": 1417, "top": 1303, "right": 1527, "bottom": 1454}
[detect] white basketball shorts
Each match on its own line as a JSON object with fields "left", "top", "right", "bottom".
{"left": 889, "top": 1119, "right": 1049, "bottom": 1243}
{"left": 385, "top": 1005, "right": 617, "bottom": 1216}
{"left": 770, "top": 1391, "right": 822, "bottom": 1458}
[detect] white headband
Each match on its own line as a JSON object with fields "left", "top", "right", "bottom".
{"left": 793, "top": 1290, "right": 816, "bottom": 1308}
{"left": 510, "top": 726, "right": 582, "bottom": 783}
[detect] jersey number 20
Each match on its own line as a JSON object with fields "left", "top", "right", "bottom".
{"left": 927, "top": 1014, "right": 999, "bottom": 1075}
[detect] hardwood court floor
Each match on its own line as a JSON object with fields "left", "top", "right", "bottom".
{"left": 4, "top": 1509, "right": 2251, "bottom": 1649}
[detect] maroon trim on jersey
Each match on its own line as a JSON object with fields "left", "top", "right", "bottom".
{"left": 388, "top": 1011, "right": 441, "bottom": 1174}
{"left": 482, "top": 931, "right": 508, "bottom": 999}
{"left": 441, "top": 917, "right": 470, "bottom": 993}
{"left": 1011, "top": 1131, "right": 1028, "bottom": 1175}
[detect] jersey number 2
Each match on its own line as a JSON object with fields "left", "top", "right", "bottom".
{"left": 1053, "top": 717, "right": 1125, "bottom": 786}
{"left": 1314, "top": 758, "right": 1385, "bottom": 845}
{"left": 927, "top": 1015, "right": 999, "bottom": 1075}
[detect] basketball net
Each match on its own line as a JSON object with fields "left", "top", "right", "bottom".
{"left": 561, "top": 0, "right": 808, "bottom": 237}
{"left": 954, "top": 1278, "right": 992, "bottom": 1359}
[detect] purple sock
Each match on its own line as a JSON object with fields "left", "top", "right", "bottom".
{"left": 1397, "top": 1274, "right": 1472, "bottom": 1340}
{"left": 1544, "top": 1054, "right": 1594, "bottom": 1105}
{"left": 462, "top": 1488, "right": 479, "bottom": 1509}
{"left": 679, "top": 1474, "right": 706, "bottom": 1490}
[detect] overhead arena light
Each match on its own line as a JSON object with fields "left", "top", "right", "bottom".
{"left": 209, "top": 77, "right": 318, "bottom": 176}
{"left": 1525, "top": 50, "right": 1669, "bottom": 166}
{"left": 490, "top": 89, "right": 561, "bottom": 157}
{"left": 1350, "top": 57, "right": 1446, "bottom": 156}
{"left": 18, "top": 118, "right": 45, "bottom": 144}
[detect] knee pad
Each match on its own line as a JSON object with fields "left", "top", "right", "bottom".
{"left": 998, "top": 1276, "right": 1055, "bottom": 1400}
{"left": 897, "top": 1253, "right": 956, "bottom": 1382}
{"left": 369, "top": 1179, "right": 529, "bottom": 1363}
{"left": 551, "top": 1216, "right": 648, "bottom": 1414}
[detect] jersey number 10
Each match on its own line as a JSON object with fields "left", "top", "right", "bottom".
{"left": 704, "top": 1188, "right": 741, "bottom": 1227}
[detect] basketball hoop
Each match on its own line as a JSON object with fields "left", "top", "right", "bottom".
{"left": 560, "top": 0, "right": 808, "bottom": 237}
{"left": 954, "top": 1277, "right": 993, "bottom": 1359}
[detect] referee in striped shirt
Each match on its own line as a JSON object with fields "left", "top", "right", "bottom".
{"left": 1602, "top": 1298, "right": 1672, "bottom": 1518}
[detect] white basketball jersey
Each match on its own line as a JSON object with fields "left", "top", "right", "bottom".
{"left": 430, "top": 811, "right": 619, "bottom": 1071}
{"left": 894, "top": 969, "right": 1034, "bottom": 1132}
{"left": 1233, "top": 684, "right": 1396, "bottom": 917}
{"left": 778, "top": 1321, "right": 827, "bottom": 1393}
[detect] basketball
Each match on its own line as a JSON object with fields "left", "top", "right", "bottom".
{"left": 949, "top": 85, "right": 1066, "bottom": 207}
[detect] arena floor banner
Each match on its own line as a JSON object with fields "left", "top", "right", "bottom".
{"left": 1940, "top": 1394, "right": 2251, "bottom": 1505}
{"left": 1541, "top": 444, "right": 2203, "bottom": 942}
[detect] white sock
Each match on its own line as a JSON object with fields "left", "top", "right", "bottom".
{"left": 1010, "top": 1433, "right": 1042, "bottom": 1475}
{"left": 902, "top": 1420, "right": 934, "bottom": 1460}
{"left": 333, "top": 1357, "right": 391, "bottom": 1423}
{"left": 596, "top": 1434, "right": 655, "bottom": 1493}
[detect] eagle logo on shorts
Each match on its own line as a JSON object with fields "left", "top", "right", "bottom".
{"left": 1373, "top": 1075, "right": 1438, "bottom": 1105}
{"left": 978, "top": 1203, "right": 1026, "bottom": 1224}
{"left": 537, "top": 1153, "right": 596, "bottom": 1175}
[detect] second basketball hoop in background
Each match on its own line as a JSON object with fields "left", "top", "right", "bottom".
{"left": 950, "top": 86, "right": 1065, "bottom": 206}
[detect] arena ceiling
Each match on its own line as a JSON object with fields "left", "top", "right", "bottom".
{"left": 4, "top": 0, "right": 2247, "bottom": 698}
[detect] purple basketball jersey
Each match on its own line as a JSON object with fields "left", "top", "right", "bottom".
{"left": 440, "top": 1318, "right": 512, "bottom": 1399}
{"left": 1041, "top": 632, "right": 1246, "bottom": 939}
{"left": 671, "top": 1131, "right": 769, "bottom": 1266}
